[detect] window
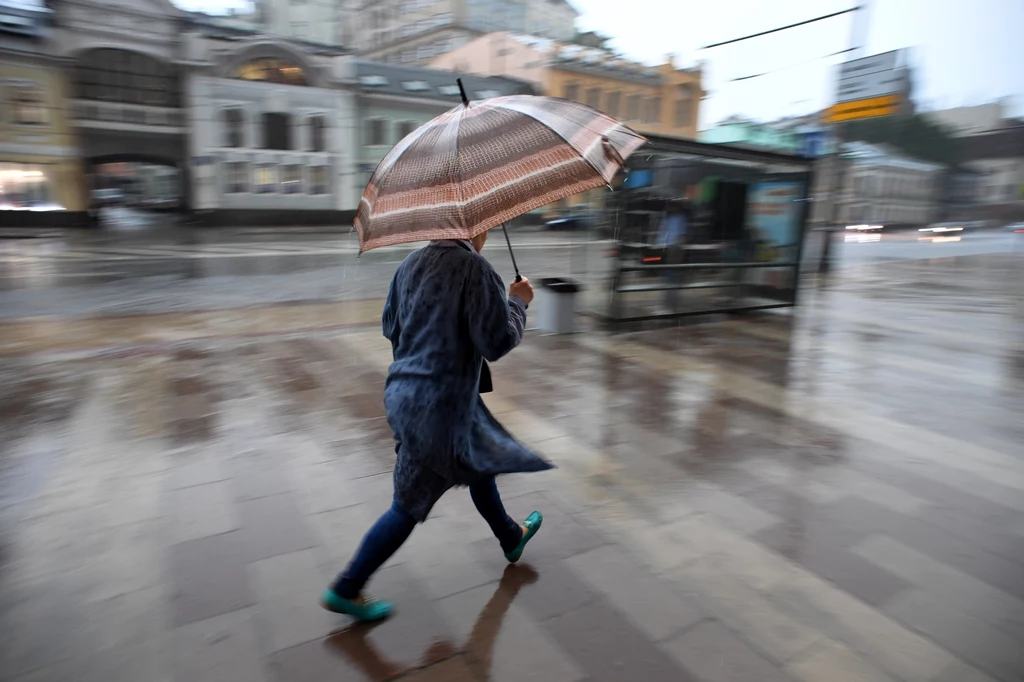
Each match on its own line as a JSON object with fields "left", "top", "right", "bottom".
{"left": 223, "top": 108, "right": 244, "bottom": 148}
{"left": 366, "top": 118, "right": 388, "bottom": 146}
{"left": 674, "top": 84, "right": 694, "bottom": 127}
{"left": 586, "top": 87, "right": 601, "bottom": 109}
{"left": 309, "top": 165, "right": 328, "bottom": 194}
{"left": 282, "top": 164, "right": 304, "bottom": 194}
{"left": 562, "top": 83, "right": 579, "bottom": 101}
{"left": 647, "top": 96, "right": 661, "bottom": 123}
{"left": 291, "top": 22, "right": 308, "bottom": 37}
{"left": 627, "top": 94, "right": 641, "bottom": 121}
{"left": 234, "top": 58, "right": 308, "bottom": 86}
{"left": 10, "top": 86, "right": 48, "bottom": 125}
{"left": 606, "top": 91, "right": 620, "bottom": 118}
{"left": 309, "top": 115, "right": 326, "bottom": 152}
{"left": 255, "top": 164, "right": 277, "bottom": 193}
{"left": 225, "top": 162, "right": 249, "bottom": 193}
{"left": 397, "top": 120, "right": 417, "bottom": 140}
{"left": 74, "top": 48, "right": 180, "bottom": 108}
{"left": 401, "top": 50, "right": 416, "bottom": 63}
{"left": 262, "top": 112, "right": 292, "bottom": 150}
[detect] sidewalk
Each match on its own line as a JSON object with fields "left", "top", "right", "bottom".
{"left": 0, "top": 253, "right": 1021, "bottom": 681}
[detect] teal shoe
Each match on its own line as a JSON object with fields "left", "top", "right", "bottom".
{"left": 505, "top": 511, "right": 543, "bottom": 563}
{"left": 319, "top": 589, "right": 393, "bottom": 622}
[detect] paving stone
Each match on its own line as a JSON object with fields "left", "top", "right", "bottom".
{"left": 249, "top": 549, "right": 338, "bottom": 654}
{"left": 672, "top": 556, "right": 822, "bottom": 665}
{"left": 852, "top": 534, "right": 1024, "bottom": 630}
{"left": 267, "top": 637, "right": 373, "bottom": 682}
{"left": 168, "top": 530, "right": 255, "bottom": 627}
{"left": 665, "top": 620, "right": 797, "bottom": 682}
{"left": 565, "top": 544, "right": 704, "bottom": 641}
{"left": 543, "top": 600, "right": 694, "bottom": 682}
{"left": 769, "top": 567, "right": 956, "bottom": 682}
{"left": 437, "top": 570, "right": 584, "bottom": 682}
{"left": 882, "top": 589, "right": 1024, "bottom": 682}
{"left": 167, "top": 480, "right": 239, "bottom": 543}
{"left": 470, "top": 539, "right": 600, "bottom": 622}
{"left": 399, "top": 656, "right": 479, "bottom": 681}
{"left": 237, "top": 493, "right": 318, "bottom": 562}
{"left": 173, "top": 608, "right": 268, "bottom": 682}
{"left": 169, "top": 453, "right": 230, "bottom": 490}
{"left": 785, "top": 640, "right": 896, "bottom": 682}
{"left": 399, "top": 516, "right": 498, "bottom": 600}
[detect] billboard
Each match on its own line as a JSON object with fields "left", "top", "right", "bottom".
{"left": 746, "top": 180, "right": 805, "bottom": 262}
{"left": 827, "top": 49, "right": 908, "bottom": 124}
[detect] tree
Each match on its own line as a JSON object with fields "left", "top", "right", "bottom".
{"left": 841, "top": 114, "right": 960, "bottom": 167}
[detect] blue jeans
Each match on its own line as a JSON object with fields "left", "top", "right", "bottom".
{"left": 331, "top": 477, "right": 522, "bottom": 598}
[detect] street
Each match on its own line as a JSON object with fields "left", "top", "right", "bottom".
{"left": 0, "top": 220, "right": 1022, "bottom": 682}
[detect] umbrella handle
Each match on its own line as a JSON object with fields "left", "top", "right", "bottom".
{"left": 501, "top": 223, "right": 522, "bottom": 282}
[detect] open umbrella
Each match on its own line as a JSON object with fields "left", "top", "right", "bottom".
{"left": 354, "top": 80, "right": 646, "bottom": 279}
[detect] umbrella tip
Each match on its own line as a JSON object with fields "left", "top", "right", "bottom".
{"left": 456, "top": 78, "right": 469, "bottom": 106}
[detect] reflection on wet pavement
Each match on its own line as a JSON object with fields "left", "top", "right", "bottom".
{"left": 0, "top": 249, "right": 1021, "bottom": 681}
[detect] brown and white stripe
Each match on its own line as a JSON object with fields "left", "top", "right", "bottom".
{"left": 354, "top": 95, "right": 646, "bottom": 252}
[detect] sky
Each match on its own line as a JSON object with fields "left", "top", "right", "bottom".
{"left": 173, "top": 0, "right": 1023, "bottom": 128}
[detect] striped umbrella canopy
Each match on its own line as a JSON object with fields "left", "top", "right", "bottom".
{"left": 354, "top": 89, "right": 646, "bottom": 253}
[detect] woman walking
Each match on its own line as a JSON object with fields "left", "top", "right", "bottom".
{"left": 321, "top": 229, "right": 552, "bottom": 621}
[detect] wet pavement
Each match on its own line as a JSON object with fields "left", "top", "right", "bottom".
{"left": 0, "top": 230, "right": 1022, "bottom": 681}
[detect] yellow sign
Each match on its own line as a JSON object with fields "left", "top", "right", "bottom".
{"left": 824, "top": 95, "right": 900, "bottom": 123}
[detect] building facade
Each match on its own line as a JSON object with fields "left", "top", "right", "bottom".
{"left": 353, "top": 59, "right": 534, "bottom": 189}
{"left": 430, "top": 32, "right": 704, "bottom": 139}
{"left": 342, "top": 0, "right": 577, "bottom": 66}
{"left": 1, "top": 1, "right": 86, "bottom": 213}
{"left": 50, "top": 0, "right": 192, "bottom": 209}
{"left": 839, "top": 142, "right": 944, "bottom": 227}
{"left": 700, "top": 117, "right": 801, "bottom": 153}
{"left": 184, "top": 19, "right": 358, "bottom": 219}
{"left": 186, "top": 0, "right": 343, "bottom": 47}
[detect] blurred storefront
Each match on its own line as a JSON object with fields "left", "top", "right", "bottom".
{"left": 0, "top": 1, "right": 86, "bottom": 218}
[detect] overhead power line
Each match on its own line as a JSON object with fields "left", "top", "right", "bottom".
{"left": 728, "top": 46, "right": 858, "bottom": 82}
{"left": 700, "top": 6, "right": 860, "bottom": 50}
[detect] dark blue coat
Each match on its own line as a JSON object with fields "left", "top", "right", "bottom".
{"left": 382, "top": 240, "right": 553, "bottom": 521}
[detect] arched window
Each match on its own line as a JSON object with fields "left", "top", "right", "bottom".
{"left": 74, "top": 49, "right": 179, "bottom": 108}
{"left": 234, "top": 58, "right": 308, "bottom": 86}
{"left": 223, "top": 108, "right": 245, "bottom": 148}
{"left": 674, "top": 84, "right": 694, "bottom": 128}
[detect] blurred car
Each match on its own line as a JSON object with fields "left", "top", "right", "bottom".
{"left": 90, "top": 188, "right": 123, "bottom": 207}
{"left": 1006, "top": 222, "right": 1024, "bottom": 233}
{"left": 543, "top": 207, "right": 592, "bottom": 231}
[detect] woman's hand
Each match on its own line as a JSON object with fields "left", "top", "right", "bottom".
{"left": 509, "top": 277, "right": 534, "bottom": 306}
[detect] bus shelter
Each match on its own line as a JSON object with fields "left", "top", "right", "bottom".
{"left": 594, "top": 135, "right": 815, "bottom": 323}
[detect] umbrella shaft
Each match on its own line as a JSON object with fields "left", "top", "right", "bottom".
{"left": 501, "top": 223, "right": 522, "bottom": 282}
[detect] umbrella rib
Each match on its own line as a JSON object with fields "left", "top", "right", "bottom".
{"left": 454, "top": 105, "right": 467, "bottom": 232}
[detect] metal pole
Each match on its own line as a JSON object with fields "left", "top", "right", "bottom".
{"left": 818, "top": 0, "right": 870, "bottom": 275}
{"left": 501, "top": 222, "right": 522, "bottom": 282}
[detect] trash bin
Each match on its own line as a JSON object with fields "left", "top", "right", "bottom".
{"left": 537, "top": 277, "right": 583, "bottom": 334}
